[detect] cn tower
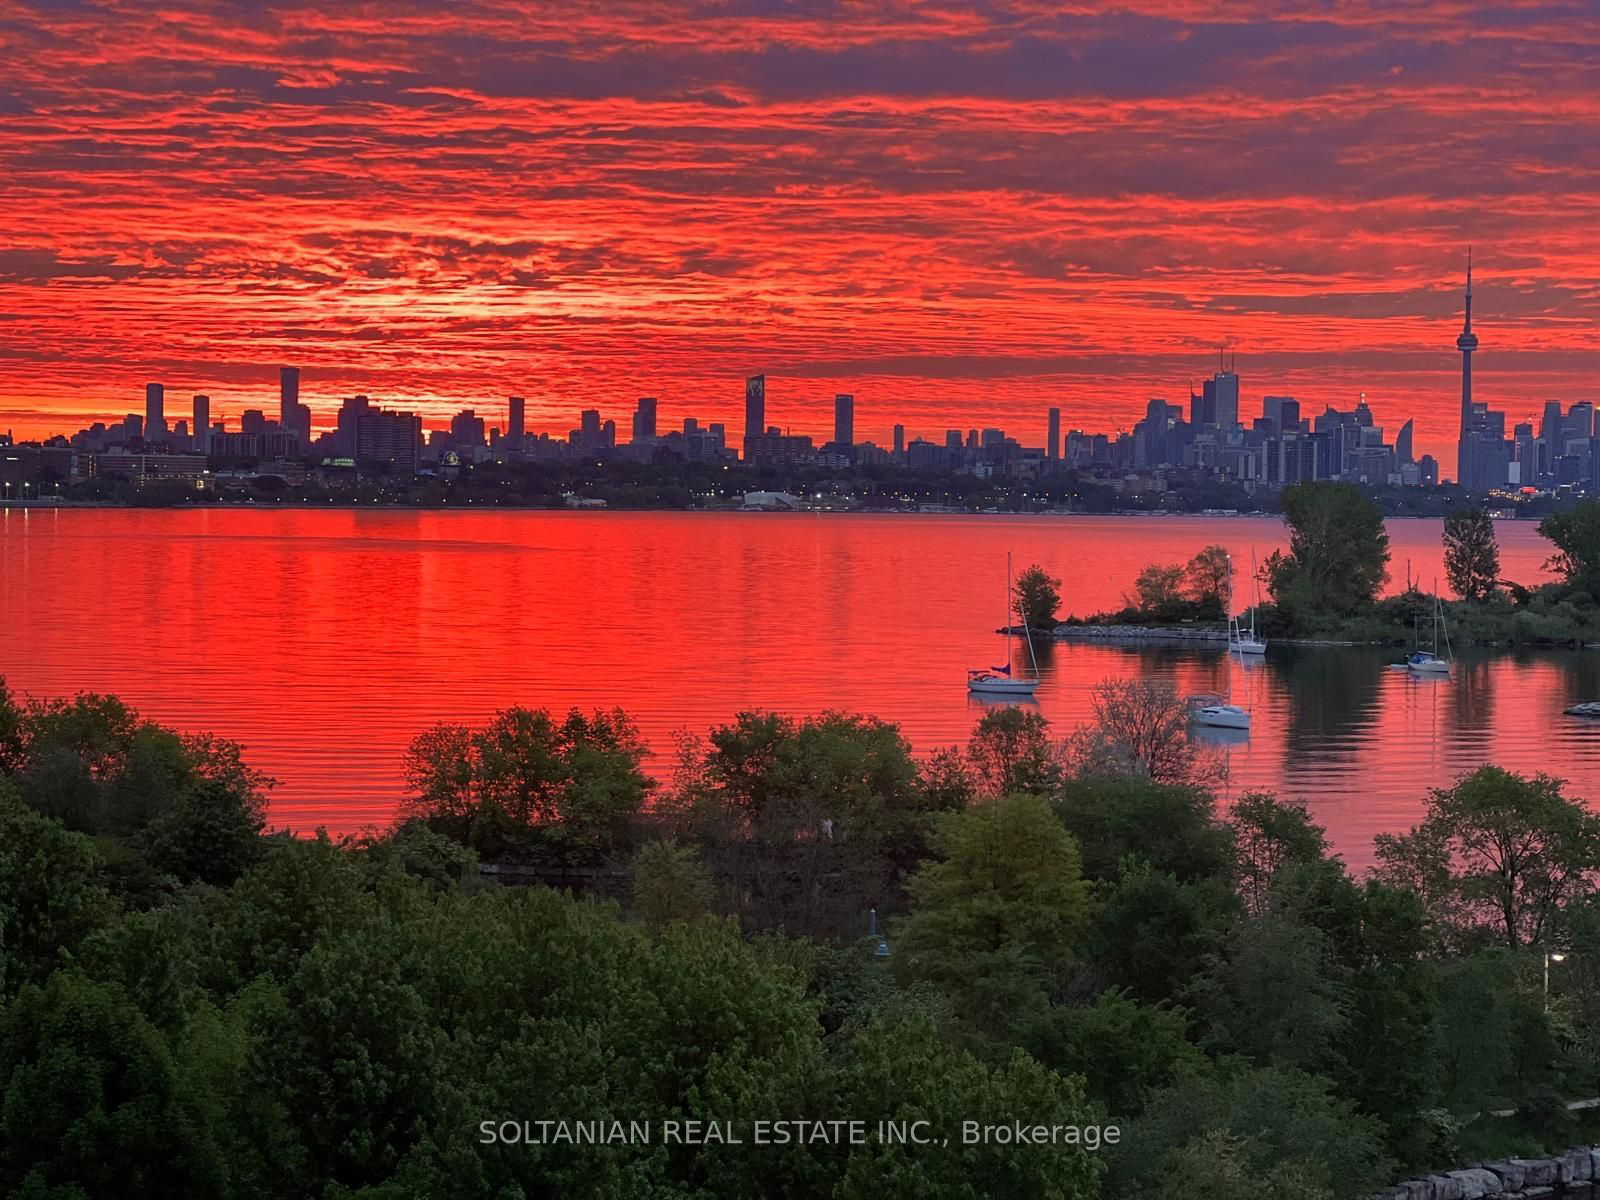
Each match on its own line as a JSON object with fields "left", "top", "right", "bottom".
{"left": 1455, "top": 249, "right": 1479, "bottom": 486}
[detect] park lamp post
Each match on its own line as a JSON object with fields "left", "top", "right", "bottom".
{"left": 869, "top": 908, "right": 890, "bottom": 960}
{"left": 1545, "top": 950, "right": 1568, "bottom": 1009}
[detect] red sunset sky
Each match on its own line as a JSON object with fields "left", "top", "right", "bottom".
{"left": 2, "top": 0, "right": 1598, "bottom": 471}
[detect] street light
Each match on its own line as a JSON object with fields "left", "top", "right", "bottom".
{"left": 1545, "top": 950, "right": 1568, "bottom": 1008}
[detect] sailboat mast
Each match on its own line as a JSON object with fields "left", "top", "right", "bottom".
{"left": 1010, "top": 551, "right": 1040, "bottom": 679}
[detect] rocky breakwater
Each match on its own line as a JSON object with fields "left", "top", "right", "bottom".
{"left": 1045, "top": 624, "right": 1228, "bottom": 643}
{"left": 1377, "top": 1147, "right": 1600, "bottom": 1199}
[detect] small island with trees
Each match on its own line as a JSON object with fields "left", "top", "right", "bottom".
{"left": 1012, "top": 484, "right": 1600, "bottom": 648}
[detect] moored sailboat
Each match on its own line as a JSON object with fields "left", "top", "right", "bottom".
{"left": 968, "top": 553, "right": 1041, "bottom": 696}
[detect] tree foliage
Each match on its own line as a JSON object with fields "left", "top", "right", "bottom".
{"left": 1374, "top": 766, "right": 1600, "bottom": 949}
{"left": 1069, "top": 677, "right": 1216, "bottom": 786}
{"left": 1264, "top": 482, "right": 1390, "bottom": 619}
{"left": 1012, "top": 563, "right": 1062, "bottom": 630}
{"left": 1443, "top": 508, "right": 1501, "bottom": 603}
{"left": 402, "top": 706, "right": 651, "bottom": 863}
{"left": 1540, "top": 500, "right": 1600, "bottom": 595}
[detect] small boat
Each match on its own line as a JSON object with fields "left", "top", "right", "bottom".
{"left": 1405, "top": 587, "right": 1454, "bottom": 676}
{"left": 1188, "top": 692, "right": 1251, "bottom": 730}
{"left": 967, "top": 667, "right": 1039, "bottom": 697}
{"left": 1230, "top": 550, "right": 1267, "bottom": 655}
{"left": 969, "top": 553, "right": 1041, "bottom": 696}
{"left": 1565, "top": 702, "right": 1600, "bottom": 718}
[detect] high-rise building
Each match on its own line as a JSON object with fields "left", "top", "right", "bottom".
{"left": 833, "top": 393, "right": 854, "bottom": 446}
{"left": 144, "top": 383, "right": 165, "bottom": 441}
{"left": 633, "top": 396, "right": 658, "bottom": 442}
{"left": 743, "top": 375, "right": 766, "bottom": 456}
{"left": 279, "top": 366, "right": 310, "bottom": 447}
{"left": 1262, "top": 396, "right": 1299, "bottom": 433}
{"left": 354, "top": 407, "right": 422, "bottom": 472}
{"left": 192, "top": 395, "right": 210, "bottom": 454}
{"left": 336, "top": 395, "right": 372, "bottom": 456}
{"left": 1047, "top": 407, "right": 1061, "bottom": 460}
{"left": 1395, "top": 419, "right": 1414, "bottom": 465}
{"left": 945, "top": 429, "right": 962, "bottom": 452}
{"left": 892, "top": 424, "right": 905, "bottom": 456}
{"left": 1456, "top": 251, "right": 1480, "bottom": 485}
{"left": 241, "top": 409, "right": 266, "bottom": 436}
{"left": 507, "top": 395, "right": 526, "bottom": 448}
{"left": 451, "top": 409, "right": 487, "bottom": 449}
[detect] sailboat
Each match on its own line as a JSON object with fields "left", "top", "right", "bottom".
{"left": 1230, "top": 550, "right": 1267, "bottom": 655}
{"left": 1406, "top": 587, "right": 1453, "bottom": 675}
{"left": 1191, "top": 562, "right": 1251, "bottom": 729}
{"left": 968, "top": 553, "right": 1042, "bottom": 696}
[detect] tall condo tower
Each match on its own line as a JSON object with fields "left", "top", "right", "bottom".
{"left": 1456, "top": 250, "right": 1479, "bottom": 486}
{"left": 743, "top": 375, "right": 766, "bottom": 453}
{"left": 144, "top": 382, "right": 165, "bottom": 440}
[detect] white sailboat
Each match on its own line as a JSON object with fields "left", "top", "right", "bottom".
{"left": 1230, "top": 549, "right": 1267, "bottom": 655}
{"left": 1192, "top": 562, "right": 1251, "bottom": 729}
{"left": 968, "top": 553, "right": 1042, "bottom": 697}
{"left": 1407, "top": 587, "right": 1454, "bottom": 675}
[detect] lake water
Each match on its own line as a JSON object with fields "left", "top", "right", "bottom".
{"left": 3, "top": 507, "right": 1596, "bottom": 866}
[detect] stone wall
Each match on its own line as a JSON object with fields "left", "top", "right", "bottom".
{"left": 1378, "top": 1148, "right": 1600, "bottom": 1199}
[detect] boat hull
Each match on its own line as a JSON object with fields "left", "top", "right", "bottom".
{"left": 1190, "top": 705, "right": 1251, "bottom": 729}
{"left": 967, "top": 678, "right": 1039, "bottom": 696}
{"left": 1231, "top": 639, "right": 1267, "bottom": 655}
{"left": 1407, "top": 661, "right": 1452, "bottom": 675}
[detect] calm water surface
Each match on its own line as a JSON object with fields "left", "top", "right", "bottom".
{"left": 4, "top": 507, "right": 1597, "bottom": 866}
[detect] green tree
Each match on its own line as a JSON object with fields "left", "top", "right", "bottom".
{"left": 670, "top": 711, "right": 942, "bottom": 938}
{"left": 402, "top": 706, "right": 652, "bottom": 862}
{"left": 1128, "top": 562, "right": 1188, "bottom": 616}
{"left": 1069, "top": 677, "right": 1216, "bottom": 786}
{"left": 1264, "top": 482, "right": 1390, "bottom": 619}
{"left": 1539, "top": 499, "right": 1600, "bottom": 595}
{"left": 1158, "top": 1130, "right": 1334, "bottom": 1200}
{"left": 1113, "top": 1066, "right": 1392, "bottom": 1200}
{"left": 1443, "top": 508, "right": 1501, "bottom": 602}
{"left": 1185, "top": 544, "right": 1233, "bottom": 615}
{"left": 1228, "top": 792, "right": 1329, "bottom": 915}
{"left": 1029, "top": 989, "right": 1206, "bottom": 1115}
{"left": 0, "top": 792, "right": 116, "bottom": 995}
{"left": 895, "top": 793, "right": 1092, "bottom": 993}
{"left": 0, "top": 973, "right": 228, "bottom": 1197}
{"left": 1013, "top": 563, "right": 1061, "bottom": 629}
{"left": 631, "top": 839, "right": 715, "bottom": 930}
{"left": 1193, "top": 910, "right": 1350, "bottom": 1073}
{"left": 1086, "top": 862, "right": 1238, "bottom": 1007}
{"left": 1373, "top": 766, "right": 1600, "bottom": 949}
{"left": 965, "top": 706, "right": 1064, "bottom": 798}
{"left": 1056, "top": 774, "right": 1235, "bottom": 885}
{"left": 835, "top": 1009, "right": 1102, "bottom": 1200}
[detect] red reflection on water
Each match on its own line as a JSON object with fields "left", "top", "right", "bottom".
{"left": 3, "top": 507, "right": 1595, "bottom": 866}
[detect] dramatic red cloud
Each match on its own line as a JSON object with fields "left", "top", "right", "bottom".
{"left": 2, "top": 0, "right": 1598, "bottom": 469}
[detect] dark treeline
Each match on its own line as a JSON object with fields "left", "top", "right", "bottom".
{"left": 5, "top": 678, "right": 1600, "bottom": 1198}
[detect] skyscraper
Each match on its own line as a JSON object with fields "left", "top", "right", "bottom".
{"left": 279, "top": 366, "right": 311, "bottom": 447}
{"left": 633, "top": 396, "right": 658, "bottom": 442}
{"left": 192, "top": 394, "right": 210, "bottom": 454}
{"left": 1456, "top": 251, "right": 1479, "bottom": 486}
{"left": 833, "top": 393, "right": 854, "bottom": 446}
{"left": 1047, "top": 407, "right": 1061, "bottom": 460}
{"left": 507, "top": 395, "right": 526, "bottom": 448}
{"left": 1395, "top": 419, "right": 1414, "bottom": 465}
{"left": 1262, "top": 396, "right": 1299, "bottom": 433}
{"left": 144, "top": 383, "right": 165, "bottom": 441}
{"left": 744, "top": 375, "right": 765, "bottom": 455}
{"left": 893, "top": 424, "right": 905, "bottom": 456}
